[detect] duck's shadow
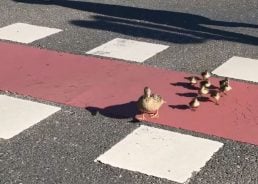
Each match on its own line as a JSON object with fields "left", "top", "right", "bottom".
{"left": 176, "top": 92, "right": 211, "bottom": 101}
{"left": 208, "top": 84, "right": 219, "bottom": 90}
{"left": 85, "top": 101, "right": 140, "bottom": 122}
{"left": 169, "top": 104, "right": 189, "bottom": 110}
{"left": 176, "top": 92, "right": 198, "bottom": 97}
{"left": 170, "top": 82, "right": 199, "bottom": 90}
{"left": 198, "top": 96, "right": 212, "bottom": 102}
{"left": 184, "top": 76, "right": 202, "bottom": 80}
{"left": 170, "top": 94, "right": 212, "bottom": 110}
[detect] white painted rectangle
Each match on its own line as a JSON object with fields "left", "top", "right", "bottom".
{"left": 0, "top": 23, "right": 62, "bottom": 43}
{"left": 212, "top": 56, "right": 258, "bottom": 83}
{"left": 0, "top": 95, "right": 60, "bottom": 139}
{"left": 96, "top": 125, "right": 223, "bottom": 183}
{"left": 86, "top": 38, "right": 169, "bottom": 63}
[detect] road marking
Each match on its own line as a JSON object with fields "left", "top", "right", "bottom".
{"left": 86, "top": 38, "right": 169, "bottom": 63}
{"left": 212, "top": 56, "right": 258, "bottom": 83}
{"left": 96, "top": 125, "right": 223, "bottom": 183}
{"left": 0, "top": 95, "right": 60, "bottom": 139}
{"left": 0, "top": 42, "right": 258, "bottom": 145}
{"left": 0, "top": 23, "right": 62, "bottom": 44}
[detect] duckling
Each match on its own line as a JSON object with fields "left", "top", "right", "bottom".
{"left": 137, "top": 87, "right": 166, "bottom": 120}
{"left": 219, "top": 77, "right": 229, "bottom": 88}
{"left": 200, "top": 79, "right": 211, "bottom": 88}
{"left": 201, "top": 70, "right": 211, "bottom": 80}
{"left": 186, "top": 76, "right": 198, "bottom": 85}
{"left": 198, "top": 85, "right": 209, "bottom": 95}
{"left": 189, "top": 96, "right": 200, "bottom": 111}
{"left": 220, "top": 83, "right": 232, "bottom": 95}
{"left": 210, "top": 90, "right": 220, "bottom": 105}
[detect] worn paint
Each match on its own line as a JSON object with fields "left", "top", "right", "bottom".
{"left": 86, "top": 38, "right": 169, "bottom": 63}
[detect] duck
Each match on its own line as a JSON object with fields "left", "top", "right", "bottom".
{"left": 201, "top": 70, "right": 211, "bottom": 80}
{"left": 189, "top": 96, "right": 200, "bottom": 111}
{"left": 220, "top": 83, "right": 232, "bottom": 95}
{"left": 186, "top": 76, "right": 198, "bottom": 85}
{"left": 200, "top": 79, "right": 211, "bottom": 88}
{"left": 219, "top": 77, "right": 229, "bottom": 88}
{"left": 137, "top": 87, "right": 166, "bottom": 120}
{"left": 198, "top": 84, "right": 209, "bottom": 95}
{"left": 210, "top": 90, "right": 220, "bottom": 105}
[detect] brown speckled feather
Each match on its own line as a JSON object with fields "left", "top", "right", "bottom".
{"left": 137, "top": 94, "right": 165, "bottom": 113}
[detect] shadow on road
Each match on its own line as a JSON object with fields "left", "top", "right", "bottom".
{"left": 13, "top": 0, "right": 258, "bottom": 45}
{"left": 85, "top": 101, "right": 139, "bottom": 120}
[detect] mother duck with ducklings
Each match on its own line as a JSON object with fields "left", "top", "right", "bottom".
{"left": 137, "top": 87, "right": 166, "bottom": 121}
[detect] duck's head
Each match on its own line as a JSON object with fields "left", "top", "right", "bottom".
{"left": 144, "top": 87, "right": 151, "bottom": 97}
{"left": 211, "top": 90, "right": 220, "bottom": 97}
{"left": 190, "top": 76, "right": 197, "bottom": 83}
{"left": 225, "top": 77, "right": 229, "bottom": 84}
{"left": 193, "top": 96, "right": 199, "bottom": 102}
{"left": 202, "top": 70, "right": 211, "bottom": 79}
{"left": 200, "top": 83, "right": 207, "bottom": 89}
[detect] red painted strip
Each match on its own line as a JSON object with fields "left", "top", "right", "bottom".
{"left": 0, "top": 42, "right": 258, "bottom": 145}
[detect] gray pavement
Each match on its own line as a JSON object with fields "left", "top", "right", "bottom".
{"left": 0, "top": 0, "right": 258, "bottom": 183}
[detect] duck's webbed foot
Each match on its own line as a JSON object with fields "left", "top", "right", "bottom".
{"left": 137, "top": 113, "right": 146, "bottom": 121}
{"left": 150, "top": 110, "right": 159, "bottom": 118}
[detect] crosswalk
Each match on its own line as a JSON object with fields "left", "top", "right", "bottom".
{"left": 0, "top": 95, "right": 60, "bottom": 139}
{"left": 0, "top": 23, "right": 62, "bottom": 44}
{"left": 95, "top": 125, "right": 223, "bottom": 183}
{"left": 212, "top": 56, "right": 258, "bottom": 83}
{"left": 86, "top": 38, "right": 169, "bottom": 63}
{"left": 0, "top": 22, "right": 257, "bottom": 183}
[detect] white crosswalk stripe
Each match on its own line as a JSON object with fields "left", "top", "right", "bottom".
{"left": 0, "top": 23, "right": 62, "bottom": 44}
{"left": 86, "top": 38, "right": 169, "bottom": 63}
{"left": 0, "top": 95, "right": 60, "bottom": 139}
{"left": 96, "top": 125, "right": 223, "bottom": 183}
{"left": 212, "top": 56, "right": 258, "bottom": 83}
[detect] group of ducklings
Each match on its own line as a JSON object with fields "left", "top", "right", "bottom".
{"left": 136, "top": 70, "right": 232, "bottom": 120}
{"left": 188, "top": 70, "right": 232, "bottom": 110}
